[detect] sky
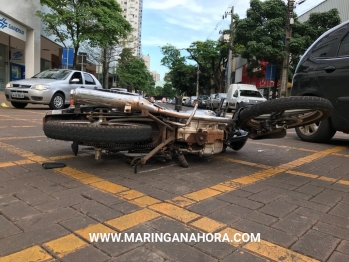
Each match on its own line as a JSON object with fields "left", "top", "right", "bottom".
{"left": 141, "top": 0, "right": 324, "bottom": 80}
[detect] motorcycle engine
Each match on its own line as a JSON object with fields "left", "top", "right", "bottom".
{"left": 177, "top": 120, "right": 225, "bottom": 155}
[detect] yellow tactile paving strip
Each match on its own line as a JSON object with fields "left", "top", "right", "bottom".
{"left": 0, "top": 138, "right": 346, "bottom": 261}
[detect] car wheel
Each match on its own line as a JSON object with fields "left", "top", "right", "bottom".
{"left": 49, "top": 93, "right": 65, "bottom": 110}
{"left": 295, "top": 118, "right": 336, "bottom": 143}
{"left": 11, "top": 102, "right": 28, "bottom": 109}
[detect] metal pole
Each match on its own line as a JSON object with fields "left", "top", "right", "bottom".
{"left": 226, "top": 6, "right": 234, "bottom": 93}
{"left": 280, "top": 0, "right": 295, "bottom": 98}
{"left": 66, "top": 48, "right": 69, "bottom": 69}
{"left": 196, "top": 64, "right": 200, "bottom": 97}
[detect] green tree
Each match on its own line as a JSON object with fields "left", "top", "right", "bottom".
{"left": 234, "top": 0, "right": 341, "bottom": 98}
{"left": 37, "top": 0, "right": 132, "bottom": 68}
{"left": 160, "top": 45, "right": 197, "bottom": 95}
{"left": 116, "top": 48, "right": 154, "bottom": 93}
{"left": 162, "top": 82, "right": 177, "bottom": 98}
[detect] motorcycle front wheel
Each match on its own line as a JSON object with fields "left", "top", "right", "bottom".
{"left": 239, "top": 96, "right": 333, "bottom": 131}
{"left": 44, "top": 120, "right": 153, "bottom": 144}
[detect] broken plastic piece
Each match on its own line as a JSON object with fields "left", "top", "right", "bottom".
{"left": 42, "top": 162, "right": 66, "bottom": 169}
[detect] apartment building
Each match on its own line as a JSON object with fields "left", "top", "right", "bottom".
{"left": 151, "top": 71, "right": 160, "bottom": 82}
{"left": 116, "top": 0, "right": 143, "bottom": 57}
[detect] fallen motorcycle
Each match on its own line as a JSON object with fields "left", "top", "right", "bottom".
{"left": 43, "top": 88, "right": 333, "bottom": 172}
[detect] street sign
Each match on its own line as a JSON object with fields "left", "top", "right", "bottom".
{"left": 62, "top": 48, "right": 74, "bottom": 68}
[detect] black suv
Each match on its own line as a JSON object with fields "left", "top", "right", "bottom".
{"left": 291, "top": 20, "right": 349, "bottom": 142}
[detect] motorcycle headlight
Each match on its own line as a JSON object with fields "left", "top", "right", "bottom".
{"left": 5, "top": 82, "right": 12, "bottom": 88}
{"left": 242, "top": 98, "right": 250, "bottom": 103}
{"left": 31, "top": 84, "right": 49, "bottom": 91}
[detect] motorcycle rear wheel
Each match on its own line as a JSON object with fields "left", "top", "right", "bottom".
{"left": 239, "top": 96, "right": 333, "bottom": 131}
{"left": 44, "top": 120, "right": 153, "bottom": 144}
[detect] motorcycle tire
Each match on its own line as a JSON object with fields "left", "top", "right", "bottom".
{"left": 239, "top": 96, "right": 333, "bottom": 131}
{"left": 44, "top": 120, "right": 153, "bottom": 144}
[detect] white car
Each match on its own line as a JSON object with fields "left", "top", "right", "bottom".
{"left": 226, "top": 84, "right": 267, "bottom": 112}
{"left": 4, "top": 69, "right": 102, "bottom": 109}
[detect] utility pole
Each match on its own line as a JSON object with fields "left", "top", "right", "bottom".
{"left": 196, "top": 64, "right": 200, "bottom": 97}
{"left": 225, "top": 6, "right": 234, "bottom": 93}
{"left": 280, "top": 0, "right": 296, "bottom": 98}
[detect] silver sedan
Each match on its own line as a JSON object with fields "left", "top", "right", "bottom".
{"left": 4, "top": 69, "right": 102, "bottom": 109}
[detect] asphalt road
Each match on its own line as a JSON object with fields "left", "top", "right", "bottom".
{"left": 1, "top": 92, "right": 349, "bottom": 262}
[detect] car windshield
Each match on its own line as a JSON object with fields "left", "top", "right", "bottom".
{"left": 32, "top": 69, "right": 71, "bottom": 80}
{"left": 240, "top": 90, "right": 263, "bottom": 98}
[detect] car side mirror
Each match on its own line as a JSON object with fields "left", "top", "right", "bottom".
{"left": 70, "top": 78, "right": 80, "bottom": 84}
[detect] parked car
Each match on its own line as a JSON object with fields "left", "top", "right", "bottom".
{"left": 198, "top": 95, "right": 208, "bottom": 109}
{"left": 187, "top": 96, "right": 198, "bottom": 107}
{"left": 226, "top": 84, "right": 267, "bottom": 112}
{"left": 182, "top": 96, "right": 189, "bottom": 106}
{"left": 4, "top": 69, "right": 102, "bottom": 109}
{"left": 207, "top": 93, "right": 227, "bottom": 109}
{"left": 291, "top": 20, "right": 349, "bottom": 142}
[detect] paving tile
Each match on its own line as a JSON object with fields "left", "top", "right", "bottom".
{"left": 221, "top": 249, "right": 268, "bottom": 262}
{"left": 15, "top": 207, "right": 82, "bottom": 231}
{"left": 50, "top": 186, "right": 95, "bottom": 199}
{"left": 35, "top": 195, "right": 89, "bottom": 212}
{"left": 259, "top": 199, "right": 298, "bottom": 218}
{"left": 145, "top": 242, "right": 217, "bottom": 262}
{"left": 217, "top": 193, "right": 264, "bottom": 210}
{"left": 269, "top": 187, "right": 312, "bottom": 200}
{"left": 73, "top": 200, "right": 123, "bottom": 222}
{"left": 95, "top": 224, "right": 155, "bottom": 256}
{"left": 247, "top": 190, "right": 283, "bottom": 204}
{"left": 59, "top": 215, "right": 99, "bottom": 232}
{"left": 337, "top": 240, "right": 349, "bottom": 255}
{"left": 241, "top": 183, "right": 270, "bottom": 194}
{"left": 111, "top": 201, "right": 142, "bottom": 214}
{"left": 0, "top": 200, "right": 41, "bottom": 221}
{"left": 206, "top": 208, "right": 241, "bottom": 226}
{"left": 194, "top": 241, "right": 235, "bottom": 260}
{"left": 0, "top": 170, "right": 15, "bottom": 183}
{"left": 15, "top": 188, "right": 55, "bottom": 206}
{"left": 217, "top": 203, "right": 277, "bottom": 226}
{"left": 310, "top": 190, "right": 343, "bottom": 207}
{"left": 281, "top": 195, "right": 331, "bottom": 212}
{"left": 295, "top": 207, "right": 349, "bottom": 229}
{"left": 281, "top": 176, "right": 311, "bottom": 187}
{"left": 82, "top": 190, "right": 124, "bottom": 206}
{"left": 188, "top": 198, "right": 230, "bottom": 216}
{"left": 309, "top": 180, "right": 349, "bottom": 193}
{"left": 232, "top": 219, "right": 297, "bottom": 248}
{"left": 272, "top": 213, "right": 316, "bottom": 237}
{"left": 109, "top": 246, "right": 165, "bottom": 262}
{"left": 291, "top": 230, "right": 340, "bottom": 261}
{"left": 0, "top": 215, "right": 22, "bottom": 238}
{"left": 224, "top": 189, "right": 253, "bottom": 198}
{"left": 295, "top": 184, "right": 325, "bottom": 196}
{"left": 147, "top": 217, "right": 200, "bottom": 246}
{"left": 328, "top": 251, "right": 349, "bottom": 262}
{"left": 329, "top": 202, "right": 349, "bottom": 219}
{"left": 0, "top": 224, "right": 69, "bottom": 256}
{"left": 28, "top": 179, "right": 66, "bottom": 194}
{"left": 313, "top": 221, "right": 349, "bottom": 241}
{"left": 60, "top": 245, "right": 110, "bottom": 262}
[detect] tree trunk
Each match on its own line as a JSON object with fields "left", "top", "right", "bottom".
{"left": 73, "top": 45, "right": 79, "bottom": 70}
{"left": 102, "top": 48, "right": 109, "bottom": 88}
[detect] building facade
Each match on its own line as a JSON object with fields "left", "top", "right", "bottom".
{"left": 151, "top": 71, "right": 160, "bottom": 82}
{"left": 117, "top": 0, "right": 143, "bottom": 57}
{"left": 298, "top": 0, "right": 349, "bottom": 22}
{"left": 0, "top": 0, "right": 41, "bottom": 90}
{"left": 142, "top": 54, "right": 150, "bottom": 71}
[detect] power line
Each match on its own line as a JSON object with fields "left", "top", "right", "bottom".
{"left": 206, "top": 0, "right": 239, "bottom": 40}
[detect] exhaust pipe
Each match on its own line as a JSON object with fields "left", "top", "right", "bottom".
{"left": 72, "top": 88, "right": 235, "bottom": 124}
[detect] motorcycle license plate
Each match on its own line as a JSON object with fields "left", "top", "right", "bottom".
{"left": 11, "top": 93, "right": 24, "bottom": 98}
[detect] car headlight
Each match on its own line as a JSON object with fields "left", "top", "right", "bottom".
{"left": 5, "top": 82, "right": 12, "bottom": 88}
{"left": 31, "top": 84, "right": 49, "bottom": 91}
{"left": 242, "top": 98, "right": 250, "bottom": 102}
